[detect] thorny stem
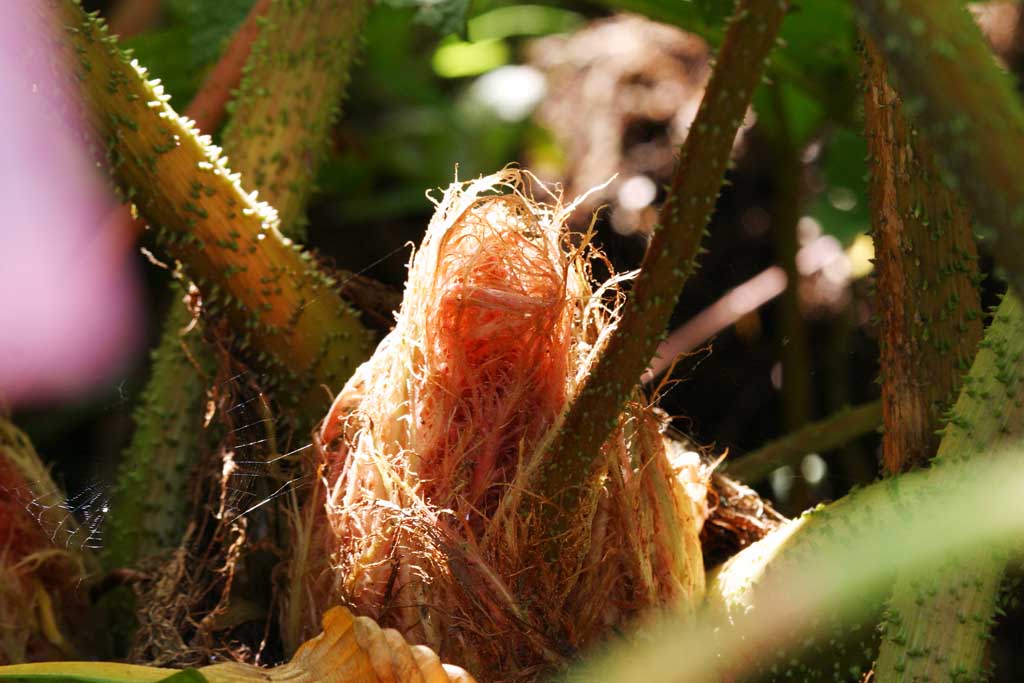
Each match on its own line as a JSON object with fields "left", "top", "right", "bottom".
{"left": 105, "top": 1, "right": 273, "bottom": 570}
{"left": 105, "top": 0, "right": 373, "bottom": 569}
{"left": 862, "top": 38, "right": 983, "bottom": 475}
{"left": 104, "top": 301, "right": 212, "bottom": 569}
{"left": 186, "top": 0, "right": 273, "bottom": 139}
{"left": 530, "top": 0, "right": 790, "bottom": 562}
{"left": 860, "top": 29, "right": 995, "bottom": 682}
{"left": 53, "top": 1, "right": 375, "bottom": 418}
{"left": 873, "top": 295, "right": 1024, "bottom": 683}
{"left": 220, "top": 0, "right": 368, "bottom": 241}
{"left": 706, "top": 296, "right": 1024, "bottom": 683}
{"left": 854, "top": 0, "right": 1024, "bottom": 297}
{"left": 113, "top": 0, "right": 271, "bottom": 256}
{"left": 725, "top": 400, "right": 882, "bottom": 484}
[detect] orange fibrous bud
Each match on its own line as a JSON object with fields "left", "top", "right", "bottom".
{"left": 293, "top": 169, "right": 707, "bottom": 681}
{"left": 417, "top": 194, "right": 572, "bottom": 511}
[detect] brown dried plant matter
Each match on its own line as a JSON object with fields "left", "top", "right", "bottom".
{"left": 290, "top": 170, "right": 708, "bottom": 681}
{"left": 0, "top": 420, "right": 91, "bottom": 664}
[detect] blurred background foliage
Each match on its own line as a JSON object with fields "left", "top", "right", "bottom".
{"left": 15, "top": 0, "right": 1023, "bottom": 632}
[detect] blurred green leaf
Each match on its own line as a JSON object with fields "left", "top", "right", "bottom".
{"left": 317, "top": 4, "right": 537, "bottom": 225}
{"left": 753, "top": 81, "right": 825, "bottom": 146}
{"left": 599, "top": 0, "right": 859, "bottom": 131}
{"left": 380, "top": 0, "right": 470, "bottom": 35}
{"left": 122, "top": 0, "right": 252, "bottom": 105}
{"left": 810, "top": 128, "right": 870, "bottom": 246}
{"left": 566, "top": 439, "right": 1024, "bottom": 683}
{"left": 432, "top": 37, "right": 510, "bottom": 77}
{"left": 693, "top": 0, "right": 732, "bottom": 27}
{"left": 773, "top": 0, "right": 859, "bottom": 127}
{"left": 0, "top": 665, "right": 206, "bottom": 683}
{"left": 156, "top": 673, "right": 205, "bottom": 683}
{"left": 468, "top": 4, "right": 583, "bottom": 41}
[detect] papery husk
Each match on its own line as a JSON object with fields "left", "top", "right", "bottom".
{"left": 289, "top": 169, "right": 707, "bottom": 681}
{"left": 0, "top": 419, "right": 90, "bottom": 664}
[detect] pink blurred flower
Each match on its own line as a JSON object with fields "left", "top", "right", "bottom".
{"left": 0, "top": 3, "right": 142, "bottom": 406}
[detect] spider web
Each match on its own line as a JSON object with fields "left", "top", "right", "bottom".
{"left": 4, "top": 370, "right": 317, "bottom": 556}
{"left": 212, "top": 371, "right": 316, "bottom": 529}
{"left": 3, "top": 477, "right": 110, "bottom": 551}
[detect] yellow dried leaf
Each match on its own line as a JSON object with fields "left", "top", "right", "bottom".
{"left": 204, "top": 607, "right": 476, "bottom": 683}
{"left": 0, "top": 608, "right": 475, "bottom": 683}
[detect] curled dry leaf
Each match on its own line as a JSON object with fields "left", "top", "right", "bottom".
{"left": 204, "top": 607, "right": 476, "bottom": 683}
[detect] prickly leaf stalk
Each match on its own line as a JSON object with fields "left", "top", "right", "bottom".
{"left": 703, "top": 295, "right": 1024, "bottom": 683}
{"left": 104, "top": 302, "right": 212, "bottom": 569}
{"left": 872, "top": 294, "right": 1024, "bottom": 681}
{"left": 854, "top": 0, "right": 1024, "bottom": 297}
{"left": 105, "top": 0, "right": 374, "bottom": 571}
{"left": 221, "top": 0, "right": 369, "bottom": 242}
{"left": 862, "top": 38, "right": 983, "bottom": 475}
{"left": 530, "top": 0, "right": 789, "bottom": 571}
{"left": 53, "top": 0, "right": 375, "bottom": 418}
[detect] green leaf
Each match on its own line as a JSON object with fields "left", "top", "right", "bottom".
{"left": 379, "top": 0, "right": 470, "bottom": 36}
{"left": 775, "top": 0, "right": 859, "bottom": 122}
{"left": 156, "top": 672, "right": 206, "bottom": 683}
{"left": 0, "top": 664, "right": 206, "bottom": 683}
{"left": 122, "top": 0, "right": 252, "bottom": 105}
{"left": 810, "top": 128, "right": 870, "bottom": 246}
{"left": 606, "top": 0, "right": 859, "bottom": 130}
{"left": 752, "top": 80, "right": 825, "bottom": 146}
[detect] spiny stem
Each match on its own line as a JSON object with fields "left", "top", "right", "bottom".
{"left": 55, "top": 0, "right": 375, "bottom": 417}
{"left": 530, "top": 0, "right": 789, "bottom": 558}
{"left": 186, "top": 0, "right": 273, "bottom": 138}
{"left": 853, "top": 0, "right": 1024, "bottom": 297}
{"left": 857, "top": 21, "right": 1002, "bottom": 679}
{"left": 105, "top": 0, "right": 374, "bottom": 570}
{"left": 221, "top": 0, "right": 369, "bottom": 240}
{"left": 112, "top": 0, "right": 271, "bottom": 256}
{"left": 863, "top": 38, "right": 983, "bottom": 475}
{"left": 725, "top": 400, "right": 882, "bottom": 484}
{"left": 104, "top": 300, "right": 211, "bottom": 569}
{"left": 705, "top": 297, "right": 1024, "bottom": 682}
{"left": 873, "top": 294, "right": 1024, "bottom": 682}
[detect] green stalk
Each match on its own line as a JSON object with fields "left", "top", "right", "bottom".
{"left": 105, "top": 0, "right": 371, "bottom": 569}
{"left": 705, "top": 295, "right": 1024, "bottom": 682}
{"left": 104, "top": 301, "right": 211, "bottom": 569}
{"left": 701, "top": 296, "right": 1024, "bottom": 682}
{"left": 863, "top": 38, "right": 983, "bottom": 475}
{"left": 105, "top": 0, "right": 273, "bottom": 570}
{"left": 725, "top": 400, "right": 882, "bottom": 484}
{"left": 530, "top": 0, "right": 789, "bottom": 560}
{"left": 221, "top": 0, "right": 368, "bottom": 241}
{"left": 853, "top": 0, "right": 1024, "bottom": 296}
{"left": 873, "top": 295, "right": 1024, "bottom": 681}
{"left": 847, "top": 40, "right": 983, "bottom": 679}
{"left": 53, "top": 1, "right": 375, "bottom": 417}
